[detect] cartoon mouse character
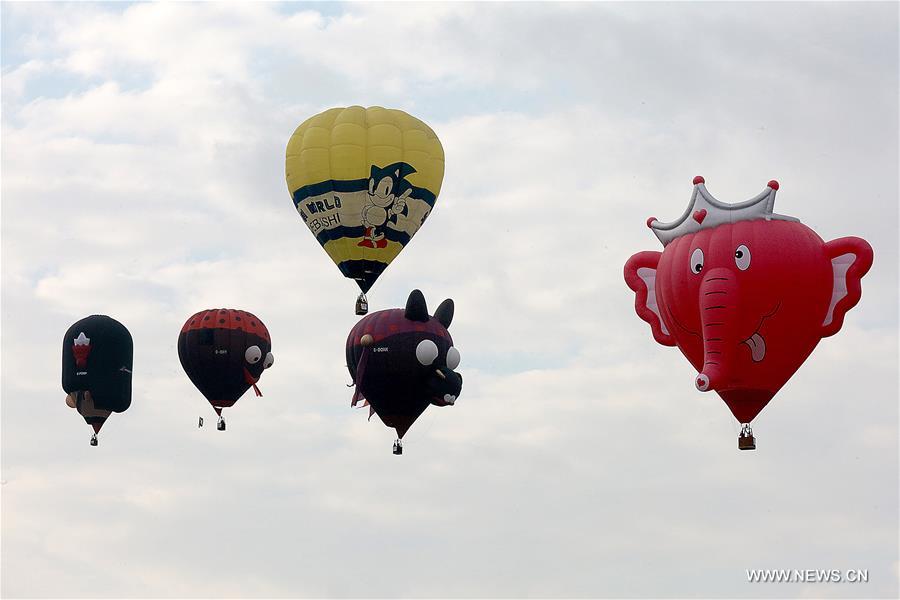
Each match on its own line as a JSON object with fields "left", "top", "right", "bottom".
{"left": 358, "top": 162, "right": 416, "bottom": 248}
{"left": 346, "top": 289, "right": 462, "bottom": 453}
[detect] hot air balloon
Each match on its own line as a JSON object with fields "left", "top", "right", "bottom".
{"left": 286, "top": 106, "right": 445, "bottom": 314}
{"left": 346, "top": 289, "right": 462, "bottom": 454}
{"left": 178, "top": 309, "right": 273, "bottom": 430}
{"left": 624, "top": 176, "right": 873, "bottom": 449}
{"left": 61, "top": 315, "right": 133, "bottom": 446}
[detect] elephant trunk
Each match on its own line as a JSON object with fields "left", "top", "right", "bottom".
{"left": 695, "top": 267, "right": 738, "bottom": 392}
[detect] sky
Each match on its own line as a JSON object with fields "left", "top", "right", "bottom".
{"left": 1, "top": 2, "right": 898, "bottom": 598}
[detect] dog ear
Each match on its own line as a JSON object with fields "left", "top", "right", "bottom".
{"left": 405, "top": 289, "right": 429, "bottom": 322}
{"left": 434, "top": 299, "right": 454, "bottom": 328}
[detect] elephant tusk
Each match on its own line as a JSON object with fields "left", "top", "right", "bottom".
{"left": 435, "top": 369, "right": 446, "bottom": 379}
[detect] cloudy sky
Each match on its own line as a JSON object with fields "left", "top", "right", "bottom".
{"left": 2, "top": 2, "right": 898, "bottom": 598}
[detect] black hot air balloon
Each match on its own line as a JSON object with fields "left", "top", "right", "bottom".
{"left": 346, "top": 290, "right": 462, "bottom": 454}
{"left": 178, "top": 309, "right": 273, "bottom": 430}
{"left": 61, "top": 315, "right": 133, "bottom": 446}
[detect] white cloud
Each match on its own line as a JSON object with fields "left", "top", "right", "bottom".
{"left": 2, "top": 2, "right": 897, "bottom": 598}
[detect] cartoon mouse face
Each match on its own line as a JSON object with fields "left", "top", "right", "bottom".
{"left": 346, "top": 290, "right": 463, "bottom": 438}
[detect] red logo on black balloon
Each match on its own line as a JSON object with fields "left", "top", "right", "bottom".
{"left": 72, "top": 332, "right": 91, "bottom": 368}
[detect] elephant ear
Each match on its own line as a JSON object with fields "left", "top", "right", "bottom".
{"left": 624, "top": 251, "right": 676, "bottom": 347}
{"left": 821, "top": 236, "right": 874, "bottom": 338}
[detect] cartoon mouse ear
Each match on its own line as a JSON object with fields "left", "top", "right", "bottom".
{"left": 405, "top": 289, "right": 429, "bottom": 322}
{"left": 434, "top": 299, "right": 454, "bottom": 328}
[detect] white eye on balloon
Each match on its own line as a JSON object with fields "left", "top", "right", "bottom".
{"left": 690, "top": 248, "right": 704, "bottom": 274}
{"left": 446, "top": 346, "right": 460, "bottom": 370}
{"left": 415, "top": 339, "right": 439, "bottom": 366}
{"left": 734, "top": 244, "right": 751, "bottom": 271}
{"left": 263, "top": 352, "right": 274, "bottom": 369}
{"left": 245, "top": 345, "right": 262, "bottom": 364}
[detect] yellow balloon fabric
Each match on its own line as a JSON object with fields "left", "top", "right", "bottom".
{"left": 286, "top": 106, "right": 445, "bottom": 293}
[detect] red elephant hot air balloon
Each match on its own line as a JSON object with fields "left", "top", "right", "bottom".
{"left": 624, "top": 176, "right": 873, "bottom": 449}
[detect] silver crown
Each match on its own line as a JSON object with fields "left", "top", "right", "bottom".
{"left": 74, "top": 332, "right": 90, "bottom": 346}
{"left": 647, "top": 176, "right": 799, "bottom": 246}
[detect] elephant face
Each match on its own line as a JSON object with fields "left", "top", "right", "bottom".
{"left": 626, "top": 219, "right": 872, "bottom": 423}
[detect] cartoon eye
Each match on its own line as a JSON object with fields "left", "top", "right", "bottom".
{"left": 377, "top": 177, "right": 392, "bottom": 197}
{"left": 245, "top": 346, "right": 262, "bottom": 364}
{"left": 446, "top": 346, "right": 460, "bottom": 370}
{"left": 415, "top": 339, "right": 438, "bottom": 366}
{"left": 263, "top": 352, "right": 274, "bottom": 369}
{"left": 690, "top": 248, "right": 704, "bottom": 274}
{"left": 734, "top": 244, "right": 751, "bottom": 271}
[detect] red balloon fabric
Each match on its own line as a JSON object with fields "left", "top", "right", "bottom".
{"left": 624, "top": 177, "right": 873, "bottom": 424}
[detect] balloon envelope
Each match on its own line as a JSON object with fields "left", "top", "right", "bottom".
{"left": 286, "top": 106, "right": 445, "bottom": 293}
{"left": 346, "top": 290, "right": 462, "bottom": 439}
{"left": 624, "top": 177, "right": 873, "bottom": 425}
{"left": 61, "top": 315, "right": 133, "bottom": 432}
{"left": 178, "top": 309, "right": 273, "bottom": 416}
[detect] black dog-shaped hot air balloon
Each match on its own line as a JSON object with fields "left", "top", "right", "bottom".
{"left": 346, "top": 290, "right": 462, "bottom": 454}
{"left": 62, "top": 315, "right": 133, "bottom": 446}
{"left": 178, "top": 309, "right": 274, "bottom": 430}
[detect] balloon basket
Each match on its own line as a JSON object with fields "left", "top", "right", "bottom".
{"left": 392, "top": 439, "right": 403, "bottom": 455}
{"left": 355, "top": 293, "right": 369, "bottom": 316}
{"left": 217, "top": 416, "right": 226, "bottom": 431}
{"left": 738, "top": 424, "right": 756, "bottom": 451}
{"left": 90, "top": 433, "right": 98, "bottom": 447}
{"left": 198, "top": 416, "right": 204, "bottom": 428}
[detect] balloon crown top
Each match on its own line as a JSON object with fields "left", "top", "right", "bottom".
{"left": 647, "top": 176, "right": 798, "bottom": 246}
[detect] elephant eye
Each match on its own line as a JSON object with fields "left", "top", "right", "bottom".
{"left": 415, "top": 339, "right": 439, "bottom": 366}
{"left": 735, "top": 244, "right": 751, "bottom": 270}
{"left": 690, "top": 248, "right": 704, "bottom": 274}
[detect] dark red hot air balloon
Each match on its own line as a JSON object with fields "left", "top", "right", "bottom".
{"left": 346, "top": 290, "right": 462, "bottom": 454}
{"left": 178, "top": 309, "right": 274, "bottom": 430}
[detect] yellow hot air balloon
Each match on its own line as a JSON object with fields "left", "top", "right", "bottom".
{"left": 286, "top": 106, "right": 445, "bottom": 314}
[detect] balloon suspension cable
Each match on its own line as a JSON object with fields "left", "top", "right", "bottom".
{"left": 90, "top": 433, "right": 98, "bottom": 447}
{"left": 252, "top": 383, "right": 262, "bottom": 397}
{"left": 355, "top": 292, "right": 369, "bottom": 316}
